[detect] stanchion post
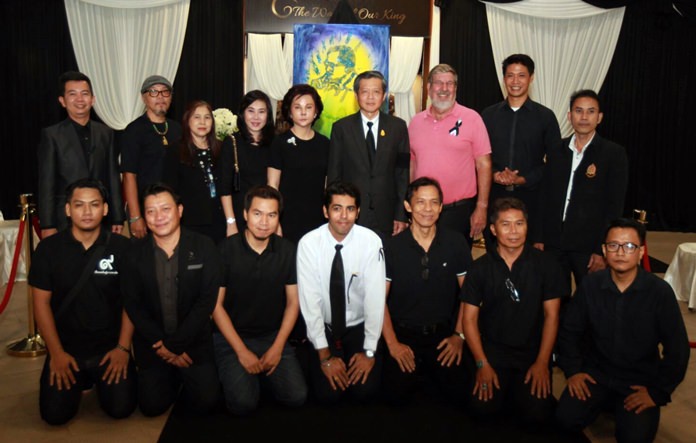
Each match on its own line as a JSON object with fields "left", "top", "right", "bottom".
{"left": 6, "top": 193, "right": 46, "bottom": 357}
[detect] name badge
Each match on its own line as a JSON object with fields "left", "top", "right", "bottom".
{"left": 187, "top": 263, "right": 203, "bottom": 270}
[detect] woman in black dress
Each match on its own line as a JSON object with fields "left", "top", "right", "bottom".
{"left": 162, "top": 100, "right": 225, "bottom": 243}
{"left": 220, "top": 90, "right": 275, "bottom": 236}
{"left": 267, "top": 84, "right": 329, "bottom": 244}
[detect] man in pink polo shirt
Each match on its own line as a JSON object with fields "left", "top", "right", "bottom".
{"left": 409, "top": 64, "right": 492, "bottom": 247}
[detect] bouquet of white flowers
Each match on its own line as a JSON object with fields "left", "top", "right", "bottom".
{"left": 213, "top": 108, "right": 238, "bottom": 141}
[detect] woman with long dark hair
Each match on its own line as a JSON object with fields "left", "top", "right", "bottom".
{"left": 162, "top": 100, "right": 225, "bottom": 243}
{"left": 220, "top": 90, "right": 275, "bottom": 236}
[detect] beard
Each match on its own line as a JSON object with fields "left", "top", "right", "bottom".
{"left": 431, "top": 94, "right": 455, "bottom": 112}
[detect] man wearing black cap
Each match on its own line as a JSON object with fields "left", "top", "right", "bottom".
{"left": 121, "top": 74, "right": 182, "bottom": 238}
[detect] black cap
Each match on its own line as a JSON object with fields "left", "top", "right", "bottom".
{"left": 140, "top": 75, "right": 172, "bottom": 93}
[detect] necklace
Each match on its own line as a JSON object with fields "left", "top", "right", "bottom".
{"left": 152, "top": 121, "right": 169, "bottom": 146}
{"left": 197, "top": 149, "right": 217, "bottom": 198}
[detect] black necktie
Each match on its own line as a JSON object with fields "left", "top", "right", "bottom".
{"left": 366, "top": 121, "right": 376, "bottom": 165}
{"left": 330, "top": 244, "right": 346, "bottom": 339}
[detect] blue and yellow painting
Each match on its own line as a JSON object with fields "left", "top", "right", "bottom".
{"left": 293, "top": 24, "right": 390, "bottom": 138}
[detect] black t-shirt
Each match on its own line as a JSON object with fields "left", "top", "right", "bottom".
{"left": 385, "top": 227, "right": 471, "bottom": 327}
{"left": 28, "top": 229, "right": 132, "bottom": 358}
{"left": 120, "top": 114, "right": 182, "bottom": 195}
{"left": 460, "top": 246, "right": 568, "bottom": 369}
{"left": 218, "top": 233, "right": 296, "bottom": 338}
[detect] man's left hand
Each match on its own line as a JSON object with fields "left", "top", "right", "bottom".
{"left": 524, "top": 360, "right": 551, "bottom": 398}
{"left": 260, "top": 344, "right": 283, "bottom": 375}
{"left": 624, "top": 385, "right": 656, "bottom": 414}
{"left": 393, "top": 220, "right": 408, "bottom": 236}
{"left": 436, "top": 335, "right": 463, "bottom": 367}
{"left": 100, "top": 347, "right": 130, "bottom": 384}
{"left": 347, "top": 352, "right": 376, "bottom": 385}
{"left": 587, "top": 253, "right": 607, "bottom": 274}
{"left": 470, "top": 206, "right": 487, "bottom": 238}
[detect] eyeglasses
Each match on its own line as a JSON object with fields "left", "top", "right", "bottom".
{"left": 421, "top": 254, "right": 429, "bottom": 281}
{"left": 604, "top": 242, "right": 640, "bottom": 254}
{"left": 431, "top": 80, "right": 456, "bottom": 89}
{"left": 505, "top": 278, "right": 520, "bottom": 303}
{"left": 146, "top": 89, "right": 171, "bottom": 98}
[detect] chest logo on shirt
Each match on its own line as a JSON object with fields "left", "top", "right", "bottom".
{"left": 585, "top": 163, "right": 597, "bottom": 178}
{"left": 449, "top": 119, "right": 462, "bottom": 136}
{"left": 94, "top": 255, "right": 118, "bottom": 275}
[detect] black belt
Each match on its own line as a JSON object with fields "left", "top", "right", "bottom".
{"left": 395, "top": 321, "right": 449, "bottom": 336}
{"left": 442, "top": 198, "right": 474, "bottom": 210}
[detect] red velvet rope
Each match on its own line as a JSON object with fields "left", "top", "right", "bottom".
{"left": 0, "top": 218, "right": 26, "bottom": 315}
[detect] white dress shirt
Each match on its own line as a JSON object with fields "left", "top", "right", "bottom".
{"left": 563, "top": 133, "right": 596, "bottom": 220}
{"left": 297, "top": 223, "right": 386, "bottom": 352}
{"left": 360, "top": 112, "right": 380, "bottom": 151}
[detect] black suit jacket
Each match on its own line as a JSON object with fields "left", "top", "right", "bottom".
{"left": 122, "top": 228, "right": 222, "bottom": 367}
{"left": 542, "top": 133, "right": 628, "bottom": 255}
{"left": 327, "top": 111, "right": 410, "bottom": 235}
{"left": 37, "top": 118, "right": 124, "bottom": 230}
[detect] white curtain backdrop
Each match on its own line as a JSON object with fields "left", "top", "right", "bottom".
{"left": 64, "top": 0, "right": 190, "bottom": 130}
{"left": 389, "top": 37, "right": 424, "bottom": 124}
{"left": 247, "top": 33, "right": 292, "bottom": 118}
{"left": 482, "top": 0, "right": 624, "bottom": 136}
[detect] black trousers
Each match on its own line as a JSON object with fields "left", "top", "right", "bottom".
{"left": 137, "top": 357, "right": 220, "bottom": 417}
{"left": 308, "top": 323, "right": 382, "bottom": 405}
{"left": 544, "top": 247, "right": 592, "bottom": 291}
{"left": 39, "top": 353, "right": 137, "bottom": 425}
{"left": 467, "top": 366, "right": 556, "bottom": 425}
{"left": 556, "top": 380, "right": 660, "bottom": 443}
{"left": 381, "top": 325, "right": 469, "bottom": 406}
{"left": 438, "top": 198, "right": 475, "bottom": 247}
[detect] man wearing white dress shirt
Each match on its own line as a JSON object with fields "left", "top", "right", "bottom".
{"left": 297, "top": 180, "right": 386, "bottom": 404}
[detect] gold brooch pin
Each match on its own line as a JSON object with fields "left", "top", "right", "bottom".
{"left": 586, "top": 163, "right": 597, "bottom": 178}
{"left": 380, "top": 129, "right": 386, "bottom": 137}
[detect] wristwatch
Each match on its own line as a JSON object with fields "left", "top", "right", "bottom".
{"left": 364, "top": 350, "right": 375, "bottom": 359}
{"left": 454, "top": 331, "right": 466, "bottom": 341}
{"left": 226, "top": 217, "right": 236, "bottom": 225}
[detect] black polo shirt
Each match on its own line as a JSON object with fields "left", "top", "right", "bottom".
{"left": 218, "top": 233, "right": 296, "bottom": 338}
{"left": 28, "top": 229, "right": 131, "bottom": 358}
{"left": 385, "top": 227, "right": 471, "bottom": 327}
{"left": 460, "top": 246, "right": 568, "bottom": 369}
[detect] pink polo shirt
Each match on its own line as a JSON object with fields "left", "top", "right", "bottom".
{"left": 409, "top": 103, "right": 491, "bottom": 204}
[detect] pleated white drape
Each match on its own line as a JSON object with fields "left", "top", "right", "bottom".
{"left": 389, "top": 37, "right": 424, "bottom": 124}
{"left": 482, "top": 0, "right": 624, "bottom": 136}
{"left": 64, "top": 0, "right": 190, "bottom": 130}
{"left": 247, "top": 33, "right": 292, "bottom": 117}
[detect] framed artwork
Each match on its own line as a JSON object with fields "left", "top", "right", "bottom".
{"left": 293, "top": 23, "right": 390, "bottom": 137}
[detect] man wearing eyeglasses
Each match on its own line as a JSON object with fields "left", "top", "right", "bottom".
{"left": 408, "top": 64, "right": 492, "bottom": 248}
{"left": 540, "top": 89, "right": 628, "bottom": 289}
{"left": 461, "top": 197, "right": 567, "bottom": 426}
{"left": 556, "top": 218, "right": 689, "bottom": 442}
{"left": 121, "top": 75, "right": 182, "bottom": 239}
{"left": 381, "top": 177, "right": 472, "bottom": 406}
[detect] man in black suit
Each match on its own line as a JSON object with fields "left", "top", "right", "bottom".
{"left": 122, "top": 183, "right": 222, "bottom": 417}
{"left": 38, "top": 71, "right": 124, "bottom": 238}
{"left": 541, "top": 89, "right": 628, "bottom": 288}
{"left": 327, "top": 70, "right": 410, "bottom": 238}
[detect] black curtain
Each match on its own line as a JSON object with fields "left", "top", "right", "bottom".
{"left": 0, "top": 0, "right": 244, "bottom": 220}
{"left": 0, "top": 0, "right": 77, "bottom": 219}
{"left": 440, "top": 0, "right": 696, "bottom": 231}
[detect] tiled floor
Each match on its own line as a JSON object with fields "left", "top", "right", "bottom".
{"left": 1, "top": 231, "right": 694, "bottom": 442}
